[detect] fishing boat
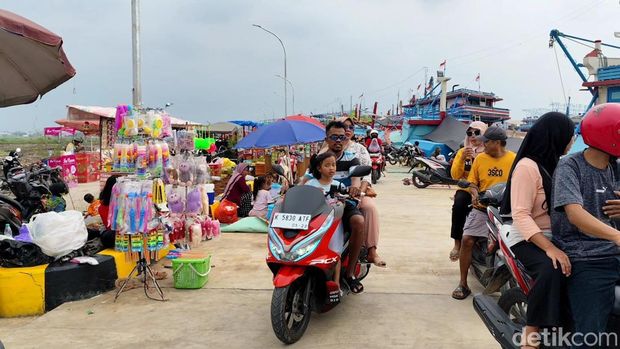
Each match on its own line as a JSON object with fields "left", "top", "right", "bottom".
{"left": 394, "top": 73, "right": 511, "bottom": 152}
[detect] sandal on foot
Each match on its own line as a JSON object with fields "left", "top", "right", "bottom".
{"left": 449, "top": 249, "right": 460, "bottom": 262}
{"left": 344, "top": 276, "right": 364, "bottom": 294}
{"left": 451, "top": 285, "right": 471, "bottom": 300}
{"left": 367, "top": 257, "right": 387, "bottom": 268}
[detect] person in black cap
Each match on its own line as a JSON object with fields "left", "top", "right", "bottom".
{"left": 452, "top": 125, "right": 516, "bottom": 300}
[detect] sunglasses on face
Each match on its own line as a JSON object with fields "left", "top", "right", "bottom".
{"left": 345, "top": 125, "right": 355, "bottom": 130}
{"left": 466, "top": 130, "right": 481, "bottom": 137}
{"left": 328, "top": 134, "right": 348, "bottom": 142}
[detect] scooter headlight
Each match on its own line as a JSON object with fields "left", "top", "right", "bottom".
{"left": 268, "top": 210, "right": 335, "bottom": 262}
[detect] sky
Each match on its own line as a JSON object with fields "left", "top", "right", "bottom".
{"left": 1, "top": 0, "right": 620, "bottom": 131}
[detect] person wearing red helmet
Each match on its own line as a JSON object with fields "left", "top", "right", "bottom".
{"left": 551, "top": 102, "right": 620, "bottom": 346}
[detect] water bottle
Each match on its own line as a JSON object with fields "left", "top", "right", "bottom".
{"left": 3, "top": 223, "right": 12, "bottom": 238}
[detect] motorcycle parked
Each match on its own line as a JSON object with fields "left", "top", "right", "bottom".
{"left": 6, "top": 165, "right": 65, "bottom": 221}
{"left": 2, "top": 148, "right": 22, "bottom": 180}
{"left": 266, "top": 164, "right": 372, "bottom": 344}
{"left": 409, "top": 156, "right": 455, "bottom": 189}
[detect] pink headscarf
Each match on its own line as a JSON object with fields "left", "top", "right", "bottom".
{"left": 465, "top": 121, "right": 488, "bottom": 156}
{"left": 222, "top": 162, "right": 249, "bottom": 199}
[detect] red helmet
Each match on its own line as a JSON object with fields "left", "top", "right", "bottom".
{"left": 581, "top": 103, "right": 620, "bottom": 157}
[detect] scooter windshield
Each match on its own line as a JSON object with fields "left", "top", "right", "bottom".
{"left": 281, "top": 186, "right": 329, "bottom": 218}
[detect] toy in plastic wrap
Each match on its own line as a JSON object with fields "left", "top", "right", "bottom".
{"left": 124, "top": 109, "right": 138, "bottom": 137}
{"left": 176, "top": 130, "right": 195, "bottom": 152}
{"left": 165, "top": 166, "right": 179, "bottom": 185}
{"left": 136, "top": 145, "right": 148, "bottom": 177}
{"left": 186, "top": 187, "right": 202, "bottom": 214}
{"left": 161, "top": 113, "right": 173, "bottom": 138}
{"left": 195, "top": 163, "right": 209, "bottom": 184}
{"left": 178, "top": 158, "right": 194, "bottom": 186}
{"left": 167, "top": 190, "right": 185, "bottom": 214}
{"left": 161, "top": 142, "right": 171, "bottom": 168}
{"left": 148, "top": 142, "right": 163, "bottom": 177}
{"left": 152, "top": 114, "right": 164, "bottom": 138}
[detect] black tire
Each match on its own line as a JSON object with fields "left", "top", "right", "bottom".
{"left": 271, "top": 278, "right": 312, "bottom": 344}
{"left": 412, "top": 174, "right": 430, "bottom": 188}
{"left": 371, "top": 169, "right": 378, "bottom": 184}
{"left": 498, "top": 287, "right": 528, "bottom": 327}
{"left": 387, "top": 155, "right": 398, "bottom": 166}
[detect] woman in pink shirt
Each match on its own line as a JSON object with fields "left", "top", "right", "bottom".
{"left": 500, "top": 112, "right": 575, "bottom": 349}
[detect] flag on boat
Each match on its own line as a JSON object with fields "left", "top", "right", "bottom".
{"left": 416, "top": 84, "right": 421, "bottom": 91}
{"left": 475, "top": 73, "right": 480, "bottom": 82}
{"left": 439, "top": 60, "right": 446, "bottom": 70}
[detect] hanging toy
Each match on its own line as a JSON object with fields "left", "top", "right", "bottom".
{"left": 186, "top": 187, "right": 203, "bottom": 214}
{"left": 167, "top": 190, "right": 185, "bottom": 214}
{"left": 178, "top": 158, "right": 194, "bottom": 186}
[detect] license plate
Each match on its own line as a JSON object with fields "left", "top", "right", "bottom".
{"left": 271, "top": 213, "right": 311, "bottom": 230}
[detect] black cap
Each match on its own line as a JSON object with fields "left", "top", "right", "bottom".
{"left": 478, "top": 125, "right": 507, "bottom": 142}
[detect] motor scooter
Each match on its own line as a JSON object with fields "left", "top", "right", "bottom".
{"left": 474, "top": 207, "right": 620, "bottom": 349}
{"left": 266, "top": 164, "right": 372, "bottom": 344}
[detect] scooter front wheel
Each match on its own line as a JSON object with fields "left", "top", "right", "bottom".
{"left": 271, "top": 277, "right": 312, "bottom": 344}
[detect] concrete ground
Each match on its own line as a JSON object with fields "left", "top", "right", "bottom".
{"left": 0, "top": 166, "right": 498, "bottom": 348}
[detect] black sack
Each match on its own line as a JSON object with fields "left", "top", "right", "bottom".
{"left": 0, "top": 239, "right": 51, "bottom": 267}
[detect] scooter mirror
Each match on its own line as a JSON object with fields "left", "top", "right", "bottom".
{"left": 15, "top": 148, "right": 21, "bottom": 154}
{"left": 349, "top": 165, "right": 372, "bottom": 178}
{"left": 272, "top": 164, "right": 286, "bottom": 178}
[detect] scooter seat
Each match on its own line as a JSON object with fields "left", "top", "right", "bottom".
{"left": 613, "top": 285, "right": 620, "bottom": 316}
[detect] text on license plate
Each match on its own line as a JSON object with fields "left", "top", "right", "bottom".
{"left": 271, "top": 213, "right": 311, "bottom": 230}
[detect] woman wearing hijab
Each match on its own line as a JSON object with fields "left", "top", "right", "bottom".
{"left": 449, "top": 121, "right": 488, "bottom": 261}
{"left": 500, "top": 112, "right": 575, "bottom": 349}
{"left": 221, "top": 163, "right": 253, "bottom": 217}
{"left": 335, "top": 116, "right": 386, "bottom": 267}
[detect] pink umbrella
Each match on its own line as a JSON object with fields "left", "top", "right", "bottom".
{"left": 0, "top": 9, "right": 76, "bottom": 107}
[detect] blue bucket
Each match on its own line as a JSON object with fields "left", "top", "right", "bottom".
{"left": 207, "top": 192, "right": 215, "bottom": 205}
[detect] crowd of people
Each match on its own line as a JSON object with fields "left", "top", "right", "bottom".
{"left": 447, "top": 104, "right": 620, "bottom": 348}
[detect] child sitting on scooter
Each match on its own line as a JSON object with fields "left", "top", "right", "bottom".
{"left": 305, "top": 151, "right": 347, "bottom": 289}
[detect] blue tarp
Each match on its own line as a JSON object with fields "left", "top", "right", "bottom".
{"left": 230, "top": 120, "right": 261, "bottom": 128}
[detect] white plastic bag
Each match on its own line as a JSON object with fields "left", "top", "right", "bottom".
{"left": 29, "top": 211, "right": 88, "bottom": 259}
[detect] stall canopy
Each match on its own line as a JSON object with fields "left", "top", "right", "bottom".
{"left": 208, "top": 121, "right": 240, "bottom": 133}
{"left": 54, "top": 118, "right": 100, "bottom": 135}
{"left": 66, "top": 105, "right": 201, "bottom": 127}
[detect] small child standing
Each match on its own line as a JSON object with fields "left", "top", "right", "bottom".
{"left": 249, "top": 176, "right": 273, "bottom": 219}
{"left": 84, "top": 193, "right": 101, "bottom": 217}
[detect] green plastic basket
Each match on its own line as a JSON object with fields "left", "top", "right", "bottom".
{"left": 172, "top": 256, "right": 211, "bottom": 289}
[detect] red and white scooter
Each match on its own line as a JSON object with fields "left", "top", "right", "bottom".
{"left": 266, "top": 164, "right": 372, "bottom": 344}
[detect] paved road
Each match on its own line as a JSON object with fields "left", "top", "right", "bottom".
{"left": 0, "top": 167, "right": 498, "bottom": 348}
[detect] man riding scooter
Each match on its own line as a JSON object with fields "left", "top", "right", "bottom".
{"left": 303, "top": 121, "right": 367, "bottom": 293}
{"left": 453, "top": 126, "right": 516, "bottom": 300}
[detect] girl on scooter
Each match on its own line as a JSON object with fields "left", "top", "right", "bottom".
{"left": 500, "top": 112, "right": 575, "bottom": 349}
{"left": 305, "top": 151, "right": 353, "bottom": 292}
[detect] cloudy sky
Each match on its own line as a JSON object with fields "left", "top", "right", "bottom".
{"left": 1, "top": 0, "right": 619, "bottom": 131}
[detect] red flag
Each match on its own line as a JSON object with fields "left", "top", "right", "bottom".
{"left": 475, "top": 73, "right": 480, "bottom": 82}
{"left": 439, "top": 60, "right": 446, "bottom": 70}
